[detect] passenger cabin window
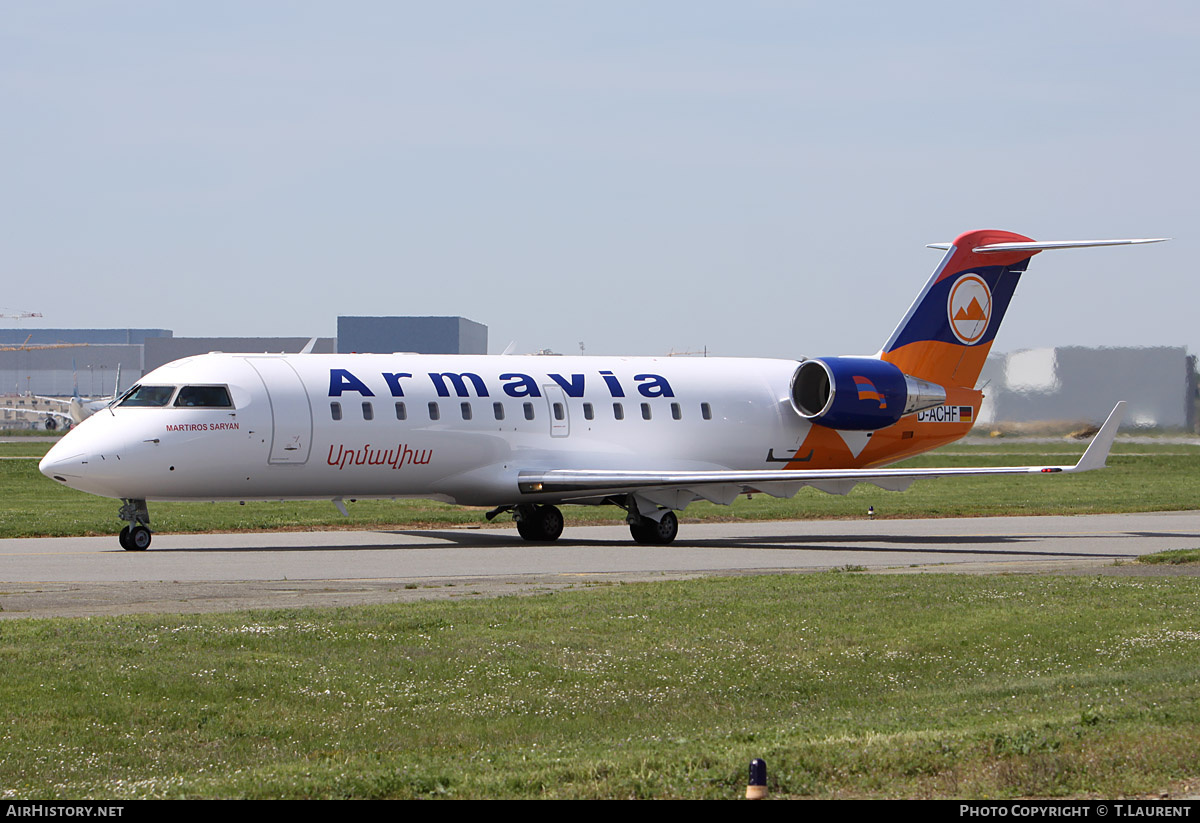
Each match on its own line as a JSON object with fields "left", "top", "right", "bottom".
{"left": 641, "top": 403, "right": 652, "bottom": 420}
{"left": 493, "top": 402, "right": 505, "bottom": 421}
{"left": 671, "top": 402, "right": 682, "bottom": 420}
{"left": 330, "top": 402, "right": 343, "bottom": 421}
{"left": 428, "top": 402, "right": 440, "bottom": 421}
{"left": 174, "top": 385, "right": 233, "bottom": 408}
{"left": 119, "top": 385, "right": 176, "bottom": 407}
{"left": 552, "top": 402, "right": 565, "bottom": 421}
{"left": 613, "top": 402, "right": 624, "bottom": 420}
{"left": 362, "top": 402, "right": 374, "bottom": 421}
{"left": 395, "top": 402, "right": 407, "bottom": 420}
{"left": 701, "top": 402, "right": 712, "bottom": 420}
{"left": 461, "top": 402, "right": 472, "bottom": 421}
{"left": 583, "top": 402, "right": 594, "bottom": 420}
{"left": 523, "top": 402, "right": 535, "bottom": 421}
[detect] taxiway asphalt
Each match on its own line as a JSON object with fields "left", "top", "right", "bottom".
{"left": 2, "top": 511, "right": 1198, "bottom": 618}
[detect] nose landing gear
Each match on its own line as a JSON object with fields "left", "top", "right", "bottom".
{"left": 117, "top": 498, "right": 152, "bottom": 551}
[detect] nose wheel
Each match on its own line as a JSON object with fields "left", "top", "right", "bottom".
{"left": 118, "top": 525, "right": 152, "bottom": 551}
{"left": 117, "top": 498, "right": 152, "bottom": 551}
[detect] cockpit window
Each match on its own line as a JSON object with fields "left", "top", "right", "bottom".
{"left": 118, "top": 385, "right": 176, "bottom": 407}
{"left": 174, "top": 385, "right": 233, "bottom": 408}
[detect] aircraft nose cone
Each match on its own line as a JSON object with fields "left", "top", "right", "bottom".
{"left": 39, "top": 448, "right": 88, "bottom": 483}
{"left": 37, "top": 414, "right": 142, "bottom": 499}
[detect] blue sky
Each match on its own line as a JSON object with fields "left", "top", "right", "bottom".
{"left": 1, "top": 2, "right": 1194, "bottom": 358}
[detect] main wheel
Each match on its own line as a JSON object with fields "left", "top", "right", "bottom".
{"left": 652, "top": 510, "right": 679, "bottom": 544}
{"left": 536, "top": 505, "right": 564, "bottom": 541}
{"left": 629, "top": 511, "right": 678, "bottom": 545}
{"left": 516, "top": 505, "right": 564, "bottom": 542}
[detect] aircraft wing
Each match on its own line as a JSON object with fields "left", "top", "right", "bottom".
{"left": 517, "top": 402, "right": 1125, "bottom": 504}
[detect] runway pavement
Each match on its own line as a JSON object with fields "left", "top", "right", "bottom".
{"left": 2, "top": 511, "right": 1199, "bottom": 618}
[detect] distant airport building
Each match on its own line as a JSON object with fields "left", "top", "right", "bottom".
{"left": 0, "top": 344, "right": 143, "bottom": 397}
{"left": 143, "top": 337, "right": 336, "bottom": 372}
{"left": 0, "top": 328, "right": 169, "bottom": 399}
{"left": 337, "top": 316, "right": 487, "bottom": 355}
{"left": 0, "top": 328, "right": 171, "bottom": 346}
{"left": 0, "top": 318, "right": 488, "bottom": 427}
{"left": 978, "top": 346, "right": 1196, "bottom": 430}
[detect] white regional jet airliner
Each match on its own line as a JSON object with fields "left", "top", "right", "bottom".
{"left": 40, "top": 230, "right": 1164, "bottom": 550}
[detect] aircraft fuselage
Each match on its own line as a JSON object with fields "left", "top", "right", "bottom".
{"left": 40, "top": 352, "right": 974, "bottom": 506}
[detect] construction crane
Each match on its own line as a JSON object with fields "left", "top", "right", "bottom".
{"left": 0, "top": 308, "right": 43, "bottom": 321}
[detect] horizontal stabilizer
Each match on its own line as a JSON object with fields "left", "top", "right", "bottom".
{"left": 973, "top": 238, "right": 1169, "bottom": 253}
{"left": 928, "top": 238, "right": 1168, "bottom": 253}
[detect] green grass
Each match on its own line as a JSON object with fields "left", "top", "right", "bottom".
{"left": 5, "top": 439, "right": 1200, "bottom": 798}
{"left": 1, "top": 573, "right": 1199, "bottom": 799}
{"left": 1138, "top": 549, "right": 1200, "bottom": 565}
{"left": 3, "top": 440, "right": 1199, "bottom": 539}
{"left": 0, "top": 442, "right": 58, "bottom": 458}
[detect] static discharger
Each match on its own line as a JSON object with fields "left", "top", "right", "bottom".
{"left": 746, "top": 758, "right": 768, "bottom": 800}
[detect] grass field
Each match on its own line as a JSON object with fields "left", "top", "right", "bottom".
{"left": 3, "top": 438, "right": 1199, "bottom": 799}
{"left": 2, "top": 572, "right": 1199, "bottom": 799}
{"left": 3, "top": 438, "right": 1200, "bottom": 538}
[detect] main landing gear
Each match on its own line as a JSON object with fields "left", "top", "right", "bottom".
{"left": 117, "top": 498, "right": 152, "bottom": 551}
{"left": 514, "top": 504, "right": 565, "bottom": 542}
{"left": 489, "top": 497, "right": 680, "bottom": 545}
{"left": 628, "top": 509, "right": 678, "bottom": 545}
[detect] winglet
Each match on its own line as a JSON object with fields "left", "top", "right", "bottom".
{"left": 1068, "top": 401, "right": 1125, "bottom": 473}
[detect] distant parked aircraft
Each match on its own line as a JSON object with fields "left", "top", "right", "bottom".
{"left": 5, "top": 366, "right": 122, "bottom": 430}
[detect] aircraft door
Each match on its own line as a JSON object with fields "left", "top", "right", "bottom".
{"left": 245, "top": 357, "right": 314, "bottom": 464}
{"left": 543, "top": 385, "right": 570, "bottom": 438}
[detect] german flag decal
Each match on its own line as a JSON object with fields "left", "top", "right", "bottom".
{"left": 917, "top": 405, "right": 975, "bottom": 424}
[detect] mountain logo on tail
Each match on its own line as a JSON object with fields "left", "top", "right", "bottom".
{"left": 947, "top": 274, "right": 992, "bottom": 345}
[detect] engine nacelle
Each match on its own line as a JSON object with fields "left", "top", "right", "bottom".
{"left": 789, "top": 357, "right": 947, "bottom": 431}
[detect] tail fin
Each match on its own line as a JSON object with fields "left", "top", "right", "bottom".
{"left": 880, "top": 230, "right": 1167, "bottom": 388}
